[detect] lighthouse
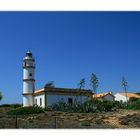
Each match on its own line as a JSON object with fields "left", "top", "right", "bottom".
{"left": 23, "top": 50, "right": 35, "bottom": 107}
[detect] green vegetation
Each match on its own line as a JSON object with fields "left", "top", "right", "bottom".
{"left": 7, "top": 106, "right": 44, "bottom": 115}
{"left": 135, "top": 93, "right": 140, "bottom": 95}
{"left": 2, "top": 97, "right": 140, "bottom": 117}
{"left": 0, "top": 104, "right": 22, "bottom": 108}
{"left": 129, "top": 97, "right": 139, "bottom": 102}
{"left": 47, "top": 99, "right": 126, "bottom": 113}
{"left": 128, "top": 99, "right": 140, "bottom": 110}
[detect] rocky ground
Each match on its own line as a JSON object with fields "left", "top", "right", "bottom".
{"left": 0, "top": 107, "right": 140, "bottom": 129}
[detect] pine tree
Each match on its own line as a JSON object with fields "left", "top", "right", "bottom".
{"left": 90, "top": 73, "right": 99, "bottom": 96}
{"left": 78, "top": 78, "right": 86, "bottom": 103}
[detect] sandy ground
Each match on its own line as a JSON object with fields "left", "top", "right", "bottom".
{"left": 0, "top": 108, "right": 140, "bottom": 129}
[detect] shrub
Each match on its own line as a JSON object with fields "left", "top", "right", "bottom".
{"left": 49, "top": 100, "right": 120, "bottom": 113}
{"left": 127, "top": 100, "right": 140, "bottom": 110}
{"left": 0, "top": 104, "right": 11, "bottom": 107}
{"left": 129, "top": 97, "right": 140, "bottom": 102}
{"left": 10, "top": 104, "right": 22, "bottom": 108}
{"left": 7, "top": 106, "right": 44, "bottom": 115}
{"left": 112, "top": 101, "right": 127, "bottom": 109}
{"left": 0, "top": 104, "right": 22, "bottom": 108}
{"left": 50, "top": 101, "right": 85, "bottom": 113}
{"left": 101, "top": 101, "right": 114, "bottom": 111}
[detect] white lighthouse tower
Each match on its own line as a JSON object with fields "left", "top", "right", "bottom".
{"left": 23, "top": 50, "right": 35, "bottom": 107}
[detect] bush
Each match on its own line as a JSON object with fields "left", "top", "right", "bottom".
{"left": 0, "top": 104, "right": 22, "bottom": 108}
{"left": 48, "top": 100, "right": 121, "bottom": 113}
{"left": 101, "top": 101, "right": 114, "bottom": 111}
{"left": 0, "top": 104, "right": 11, "bottom": 107}
{"left": 7, "top": 106, "right": 44, "bottom": 115}
{"left": 112, "top": 101, "right": 127, "bottom": 109}
{"left": 127, "top": 99, "right": 140, "bottom": 110}
{"left": 50, "top": 101, "right": 86, "bottom": 113}
{"left": 129, "top": 97, "right": 140, "bottom": 102}
{"left": 11, "top": 104, "right": 22, "bottom": 108}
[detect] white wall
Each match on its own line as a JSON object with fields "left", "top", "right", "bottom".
{"left": 23, "top": 68, "right": 34, "bottom": 80}
{"left": 23, "top": 81, "right": 34, "bottom": 93}
{"left": 34, "top": 94, "right": 45, "bottom": 108}
{"left": 23, "top": 95, "right": 34, "bottom": 107}
{"left": 46, "top": 94, "right": 89, "bottom": 106}
{"left": 115, "top": 93, "right": 129, "bottom": 102}
{"left": 104, "top": 94, "right": 114, "bottom": 101}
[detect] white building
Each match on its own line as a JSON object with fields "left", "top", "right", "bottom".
{"left": 115, "top": 93, "right": 140, "bottom": 102}
{"left": 34, "top": 87, "right": 93, "bottom": 108}
{"left": 22, "top": 51, "right": 93, "bottom": 108}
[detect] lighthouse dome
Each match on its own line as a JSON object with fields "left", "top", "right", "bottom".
{"left": 23, "top": 50, "right": 34, "bottom": 61}
{"left": 26, "top": 50, "right": 32, "bottom": 57}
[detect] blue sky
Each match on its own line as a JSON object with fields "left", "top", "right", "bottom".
{"left": 0, "top": 12, "right": 140, "bottom": 104}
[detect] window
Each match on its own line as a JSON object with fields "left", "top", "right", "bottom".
{"left": 29, "top": 73, "right": 32, "bottom": 76}
{"left": 40, "top": 98, "right": 42, "bottom": 106}
{"left": 68, "top": 98, "right": 73, "bottom": 104}
{"left": 23, "top": 62, "right": 26, "bottom": 67}
{"left": 35, "top": 99, "right": 37, "bottom": 105}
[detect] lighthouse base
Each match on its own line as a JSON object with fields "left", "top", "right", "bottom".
{"left": 23, "top": 94, "right": 34, "bottom": 107}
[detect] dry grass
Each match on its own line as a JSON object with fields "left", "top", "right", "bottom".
{"left": 0, "top": 107, "right": 140, "bottom": 129}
